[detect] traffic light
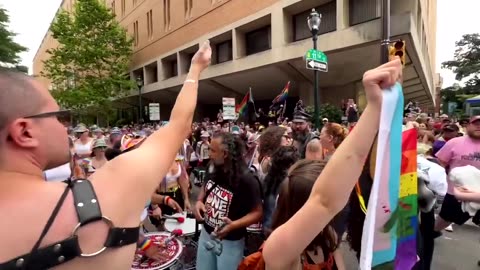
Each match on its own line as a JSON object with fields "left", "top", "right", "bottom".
{"left": 389, "top": 40, "right": 406, "bottom": 66}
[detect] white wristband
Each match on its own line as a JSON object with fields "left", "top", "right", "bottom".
{"left": 185, "top": 79, "right": 197, "bottom": 84}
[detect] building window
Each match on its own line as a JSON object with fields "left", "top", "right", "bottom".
{"left": 184, "top": 0, "right": 193, "bottom": 19}
{"left": 111, "top": 0, "right": 116, "bottom": 15}
{"left": 147, "top": 10, "right": 153, "bottom": 39}
{"left": 170, "top": 60, "right": 178, "bottom": 77}
{"left": 349, "top": 0, "right": 381, "bottom": 26}
{"left": 121, "top": 0, "right": 126, "bottom": 16}
{"left": 163, "top": 0, "right": 171, "bottom": 31}
{"left": 293, "top": 1, "right": 337, "bottom": 41}
{"left": 245, "top": 26, "right": 271, "bottom": 55}
{"left": 216, "top": 40, "right": 233, "bottom": 63}
{"left": 133, "top": 21, "right": 139, "bottom": 46}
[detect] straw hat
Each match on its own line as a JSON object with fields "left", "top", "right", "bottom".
{"left": 74, "top": 125, "right": 88, "bottom": 133}
{"left": 93, "top": 127, "right": 104, "bottom": 133}
{"left": 92, "top": 139, "right": 108, "bottom": 149}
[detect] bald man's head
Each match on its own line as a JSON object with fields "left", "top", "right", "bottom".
{"left": 0, "top": 69, "right": 46, "bottom": 131}
{"left": 0, "top": 69, "right": 70, "bottom": 171}
{"left": 305, "top": 139, "right": 323, "bottom": 161}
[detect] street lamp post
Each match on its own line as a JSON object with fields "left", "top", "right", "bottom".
{"left": 308, "top": 9, "right": 322, "bottom": 131}
{"left": 136, "top": 77, "right": 144, "bottom": 124}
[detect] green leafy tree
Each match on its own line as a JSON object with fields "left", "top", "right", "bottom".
{"left": 305, "top": 103, "right": 343, "bottom": 124}
{"left": 42, "top": 0, "right": 134, "bottom": 112}
{"left": 0, "top": 7, "right": 28, "bottom": 72}
{"left": 442, "top": 33, "right": 480, "bottom": 94}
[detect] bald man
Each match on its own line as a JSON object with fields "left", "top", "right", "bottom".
{"left": 305, "top": 139, "right": 323, "bottom": 161}
{"left": 0, "top": 42, "right": 211, "bottom": 270}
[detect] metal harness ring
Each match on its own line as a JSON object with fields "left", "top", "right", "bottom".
{"left": 71, "top": 216, "right": 114, "bottom": 257}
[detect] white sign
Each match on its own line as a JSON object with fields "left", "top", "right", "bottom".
{"left": 306, "top": 60, "right": 328, "bottom": 72}
{"left": 148, "top": 103, "right": 160, "bottom": 121}
{"left": 222, "top": 97, "right": 236, "bottom": 120}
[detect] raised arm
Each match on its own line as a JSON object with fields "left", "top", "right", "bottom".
{"left": 92, "top": 41, "right": 211, "bottom": 217}
{"left": 263, "top": 59, "right": 402, "bottom": 270}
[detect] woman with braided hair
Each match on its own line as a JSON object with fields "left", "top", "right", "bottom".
{"left": 194, "top": 132, "right": 263, "bottom": 270}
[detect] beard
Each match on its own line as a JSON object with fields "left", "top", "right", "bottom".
{"left": 292, "top": 129, "right": 308, "bottom": 143}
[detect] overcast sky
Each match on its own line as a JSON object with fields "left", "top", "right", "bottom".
{"left": 1, "top": 0, "right": 479, "bottom": 88}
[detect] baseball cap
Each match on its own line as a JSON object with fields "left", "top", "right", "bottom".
{"left": 442, "top": 124, "right": 459, "bottom": 132}
{"left": 470, "top": 115, "right": 480, "bottom": 123}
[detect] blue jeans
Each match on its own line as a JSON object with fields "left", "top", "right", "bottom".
{"left": 196, "top": 229, "right": 245, "bottom": 270}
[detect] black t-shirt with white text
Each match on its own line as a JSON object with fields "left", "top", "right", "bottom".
{"left": 202, "top": 170, "right": 262, "bottom": 240}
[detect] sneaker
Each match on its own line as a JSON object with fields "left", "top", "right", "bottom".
{"left": 445, "top": 224, "right": 453, "bottom": 232}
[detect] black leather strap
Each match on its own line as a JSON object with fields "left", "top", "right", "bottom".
{"left": 105, "top": 227, "right": 140, "bottom": 248}
{"left": 71, "top": 180, "right": 102, "bottom": 225}
{"left": 0, "top": 237, "right": 80, "bottom": 270}
{"left": 0, "top": 179, "right": 140, "bottom": 270}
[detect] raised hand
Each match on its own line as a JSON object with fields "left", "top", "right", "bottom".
{"left": 190, "top": 40, "right": 212, "bottom": 73}
{"left": 362, "top": 58, "right": 403, "bottom": 107}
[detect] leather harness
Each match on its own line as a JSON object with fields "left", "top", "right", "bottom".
{"left": 0, "top": 179, "right": 139, "bottom": 270}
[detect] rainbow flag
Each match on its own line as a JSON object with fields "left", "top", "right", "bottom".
{"left": 395, "top": 128, "right": 418, "bottom": 270}
{"left": 236, "top": 89, "right": 254, "bottom": 117}
{"left": 360, "top": 82, "right": 417, "bottom": 269}
{"left": 272, "top": 81, "right": 290, "bottom": 105}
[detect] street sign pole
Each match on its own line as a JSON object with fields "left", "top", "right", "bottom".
{"left": 313, "top": 35, "right": 320, "bottom": 131}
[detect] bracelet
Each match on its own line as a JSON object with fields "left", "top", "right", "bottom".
{"left": 185, "top": 79, "right": 197, "bottom": 84}
{"left": 166, "top": 196, "right": 171, "bottom": 205}
{"left": 140, "top": 239, "right": 152, "bottom": 251}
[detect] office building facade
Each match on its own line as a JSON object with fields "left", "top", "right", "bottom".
{"left": 33, "top": 0, "right": 439, "bottom": 120}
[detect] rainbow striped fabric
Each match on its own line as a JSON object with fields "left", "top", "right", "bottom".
{"left": 236, "top": 89, "right": 253, "bottom": 117}
{"left": 272, "top": 81, "right": 290, "bottom": 105}
{"left": 359, "top": 82, "right": 418, "bottom": 270}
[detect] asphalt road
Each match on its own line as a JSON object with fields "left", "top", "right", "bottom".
{"left": 336, "top": 223, "right": 480, "bottom": 270}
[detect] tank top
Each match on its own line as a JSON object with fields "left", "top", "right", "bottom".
{"left": 163, "top": 164, "right": 182, "bottom": 186}
{"left": 74, "top": 139, "right": 93, "bottom": 155}
{"left": 44, "top": 163, "right": 72, "bottom": 182}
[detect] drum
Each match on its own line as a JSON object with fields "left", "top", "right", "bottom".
{"left": 164, "top": 213, "right": 202, "bottom": 237}
{"left": 131, "top": 232, "right": 183, "bottom": 270}
{"left": 164, "top": 213, "right": 201, "bottom": 269}
{"left": 178, "top": 238, "right": 198, "bottom": 270}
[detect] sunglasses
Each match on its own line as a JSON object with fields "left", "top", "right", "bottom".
{"left": 25, "top": 110, "right": 71, "bottom": 126}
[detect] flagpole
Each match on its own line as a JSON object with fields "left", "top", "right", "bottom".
{"left": 281, "top": 100, "right": 287, "bottom": 119}
{"left": 250, "top": 87, "right": 257, "bottom": 114}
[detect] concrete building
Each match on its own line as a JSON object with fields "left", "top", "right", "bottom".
{"left": 33, "top": 0, "right": 438, "bottom": 121}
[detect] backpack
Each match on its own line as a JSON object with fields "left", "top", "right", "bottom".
{"left": 237, "top": 244, "right": 265, "bottom": 270}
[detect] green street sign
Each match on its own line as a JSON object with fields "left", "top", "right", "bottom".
{"left": 306, "top": 49, "right": 328, "bottom": 63}
{"left": 305, "top": 49, "right": 328, "bottom": 72}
